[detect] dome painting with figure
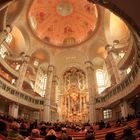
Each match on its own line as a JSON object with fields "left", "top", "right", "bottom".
{"left": 28, "top": 0, "right": 98, "bottom": 47}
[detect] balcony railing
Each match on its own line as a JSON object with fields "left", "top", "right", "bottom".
{"left": 0, "top": 40, "right": 140, "bottom": 110}
{"left": 0, "top": 77, "right": 44, "bottom": 109}
{"left": 96, "top": 34, "right": 140, "bottom": 108}
{"left": 1, "top": 39, "right": 140, "bottom": 109}
{"left": 117, "top": 37, "right": 135, "bottom": 70}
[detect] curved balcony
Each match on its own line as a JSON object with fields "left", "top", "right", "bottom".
{"left": 89, "top": 0, "right": 140, "bottom": 109}
{"left": 0, "top": 0, "right": 140, "bottom": 112}
{"left": 1, "top": 42, "right": 140, "bottom": 111}
{"left": 0, "top": 77, "right": 44, "bottom": 109}
{"left": 96, "top": 35, "right": 140, "bottom": 108}
{"left": 1, "top": 42, "right": 140, "bottom": 110}
{"left": 0, "top": 57, "right": 19, "bottom": 77}
{"left": 117, "top": 37, "right": 135, "bottom": 70}
{"left": 1, "top": 57, "right": 36, "bottom": 86}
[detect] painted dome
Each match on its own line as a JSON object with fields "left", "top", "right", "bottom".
{"left": 28, "top": 0, "right": 98, "bottom": 47}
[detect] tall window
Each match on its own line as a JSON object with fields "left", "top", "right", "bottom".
{"left": 103, "top": 109, "right": 112, "bottom": 119}
{"left": 0, "top": 34, "right": 12, "bottom": 58}
{"left": 38, "top": 74, "right": 47, "bottom": 97}
{"left": 5, "top": 33, "right": 13, "bottom": 44}
{"left": 127, "top": 67, "right": 131, "bottom": 74}
{"left": 0, "top": 44, "right": 8, "bottom": 58}
{"left": 34, "top": 68, "right": 47, "bottom": 97}
{"left": 96, "top": 70, "right": 106, "bottom": 94}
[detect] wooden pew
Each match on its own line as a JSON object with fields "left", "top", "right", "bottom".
{"left": 95, "top": 119, "right": 138, "bottom": 140}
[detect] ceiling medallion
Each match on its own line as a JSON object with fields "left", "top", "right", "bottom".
{"left": 56, "top": 2, "right": 73, "bottom": 16}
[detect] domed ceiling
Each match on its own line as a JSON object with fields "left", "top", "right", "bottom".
{"left": 28, "top": 0, "right": 98, "bottom": 47}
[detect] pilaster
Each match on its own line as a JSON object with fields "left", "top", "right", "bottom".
{"left": 0, "top": 25, "right": 12, "bottom": 44}
{"left": 85, "top": 61, "right": 97, "bottom": 123}
{"left": 9, "top": 103, "right": 19, "bottom": 118}
{"left": 43, "top": 65, "right": 54, "bottom": 122}
{"left": 106, "top": 49, "right": 121, "bottom": 84}
{"left": 120, "top": 100, "right": 128, "bottom": 118}
{"left": 16, "top": 54, "right": 30, "bottom": 89}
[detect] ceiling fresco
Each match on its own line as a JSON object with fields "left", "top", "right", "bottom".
{"left": 28, "top": 0, "right": 98, "bottom": 47}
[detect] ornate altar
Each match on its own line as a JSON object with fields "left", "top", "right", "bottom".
{"left": 61, "top": 67, "right": 88, "bottom": 122}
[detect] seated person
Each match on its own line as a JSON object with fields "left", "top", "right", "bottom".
{"left": 85, "top": 128, "right": 95, "bottom": 140}
{"left": 115, "top": 119, "right": 121, "bottom": 127}
{"left": 8, "top": 122, "right": 24, "bottom": 140}
{"left": 0, "top": 121, "right": 8, "bottom": 137}
{"left": 136, "top": 118, "right": 140, "bottom": 130}
{"left": 136, "top": 130, "right": 140, "bottom": 140}
{"left": 58, "top": 128, "right": 72, "bottom": 140}
{"left": 105, "top": 132, "right": 115, "bottom": 140}
{"left": 45, "top": 129, "right": 57, "bottom": 140}
{"left": 105, "top": 122, "right": 111, "bottom": 128}
{"left": 25, "top": 129, "right": 42, "bottom": 140}
{"left": 120, "top": 126, "right": 136, "bottom": 140}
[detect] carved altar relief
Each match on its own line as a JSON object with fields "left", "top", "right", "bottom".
{"left": 61, "top": 84, "right": 88, "bottom": 122}
{"left": 69, "top": 87, "right": 80, "bottom": 113}
{"left": 63, "top": 67, "right": 86, "bottom": 91}
{"left": 61, "top": 67, "right": 88, "bottom": 122}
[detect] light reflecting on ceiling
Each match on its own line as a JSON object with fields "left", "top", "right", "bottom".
{"left": 28, "top": 0, "right": 98, "bottom": 47}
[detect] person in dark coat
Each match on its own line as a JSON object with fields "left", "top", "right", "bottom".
{"left": 120, "top": 126, "right": 136, "bottom": 140}
{"left": 105, "top": 132, "right": 116, "bottom": 140}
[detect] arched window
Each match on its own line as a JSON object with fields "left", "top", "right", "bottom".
{"left": 96, "top": 69, "right": 106, "bottom": 94}
{"left": 5, "top": 33, "right": 13, "bottom": 44}
{"left": 103, "top": 109, "right": 112, "bottom": 119}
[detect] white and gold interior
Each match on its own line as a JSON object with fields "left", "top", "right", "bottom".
{"left": 0, "top": 0, "right": 140, "bottom": 123}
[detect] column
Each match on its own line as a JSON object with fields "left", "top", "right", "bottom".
{"left": 39, "top": 109, "right": 44, "bottom": 122}
{"left": 106, "top": 50, "right": 121, "bottom": 84}
{"left": 33, "top": 111, "right": 40, "bottom": 121}
{"left": 120, "top": 100, "right": 128, "bottom": 118}
{"left": 98, "top": 108, "right": 103, "bottom": 121}
{"left": 29, "top": 111, "right": 33, "bottom": 121}
{"left": 68, "top": 96, "right": 70, "bottom": 113}
{"left": 84, "top": 96, "right": 86, "bottom": 110}
{"left": 50, "top": 75, "right": 57, "bottom": 107}
{"left": 43, "top": 65, "right": 54, "bottom": 122}
{"left": 0, "top": 25, "right": 12, "bottom": 44}
{"left": 85, "top": 61, "right": 97, "bottom": 124}
{"left": 60, "top": 95, "right": 64, "bottom": 120}
{"left": 9, "top": 103, "right": 19, "bottom": 118}
{"left": 64, "top": 97, "right": 67, "bottom": 112}
{"left": 16, "top": 54, "right": 30, "bottom": 89}
{"left": 80, "top": 96, "right": 82, "bottom": 112}
{"left": 50, "top": 75, "right": 58, "bottom": 122}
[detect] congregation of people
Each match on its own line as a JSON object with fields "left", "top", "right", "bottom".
{"left": 0, "top": 113, "right": 140, "bottom": 140}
